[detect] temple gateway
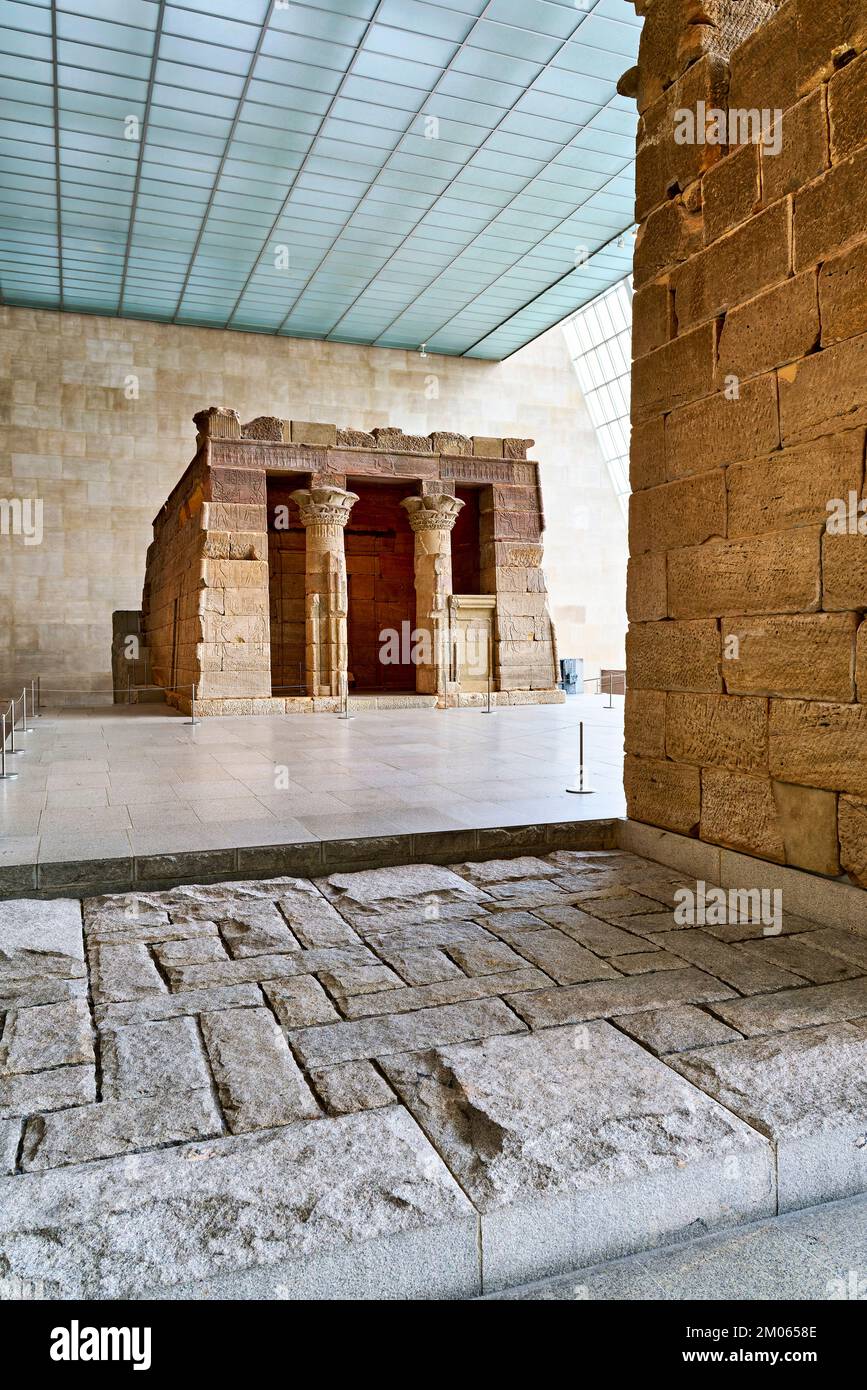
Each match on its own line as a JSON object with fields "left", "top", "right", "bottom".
{"left": 140, "top": 408, "right": 564, "bottom": 715}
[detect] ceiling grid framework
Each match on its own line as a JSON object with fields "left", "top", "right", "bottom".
{"left": 0, "top": 0, "right": 641, "bottom": 359}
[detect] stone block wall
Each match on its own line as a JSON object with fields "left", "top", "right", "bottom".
{"left": 624, "top": 0, "right": 867, "bottom": 887}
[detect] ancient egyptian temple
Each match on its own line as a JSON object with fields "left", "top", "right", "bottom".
{"left": 140, "top": 408, "right": 564, "bottom": 715}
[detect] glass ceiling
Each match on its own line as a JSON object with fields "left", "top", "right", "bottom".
{"left": 0, "top": 0, "right": 641, "bottom": 359}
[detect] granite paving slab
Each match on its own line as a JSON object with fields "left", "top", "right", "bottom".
{"left": 383, "top": 1023, "right": 775, "bottom": 1291}
{"left": 1, "top": 849, "right": 866, "bottom": 1299}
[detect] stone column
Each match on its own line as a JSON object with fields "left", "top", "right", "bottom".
{"left": 290, "top": 486, "right": 358, "bottom": 698}
{"left": 401, "top": 493, "right": 464, "bottom": 700}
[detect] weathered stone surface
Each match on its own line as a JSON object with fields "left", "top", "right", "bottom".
{"left": 631, "top": 321, "right": 717, "bottom": 418}
{"left": 0, "top": 1000, "right": 93, "bottom": 1073}
{"left": 769, "top": 700, "right": 867, "bottom": 797}
{"left": 535, "top": 907, "right": 655, "bottom": 956}
{"left": 673, "top": 1021, "right": 867, "bottom": 1209}
{"left": 0, "top": 979, "right": 88, "bottom": 1011}
{"left": 262, "top": 976, "right": 340, "bottom": 1028}
{"left": 319, "top": 962, "right": 402, "bottom": 997}
{"left": 772, "top": 780, "right": 841, "bottom": 876}
{"left": 761, "top": 89, "right": 828, "bottom": 205}
{"left": 839, "top": 795, "right": 867, "bottom": 888}
{"left": 794, "top": 148, "right": 867, "bottom": 272}
{"left": 101, "top": 1017, "right": 211, "bottom": 1099}
{"left": 821, "top": 531, "right": 867, "bottom": 612}
{"left": 290, "top": 999, "right": 525, "bottom": 1068}
{"left": 613, "top": 950, "right": 687, "bottom": 975}
{"left": 21, "top": 1090, "right": 223, "bottom": 1172}
{"left": 624, "top": 756, "right": 701, "bottom": 836}
{"left": 711, "top": 977, "right": 867, "bottom": 1038}
{"left": 154, "top": 937, "right": 228, "bottom": 967}
{"left": 717, "top": 271, "right": 819, "bottom": 382}
{"left": 0, "top": 898, "right": 85, "bottom": 982}
{"left": 445, "top": 938, "right": 530, "bottom": 975}
{"left": 362, "top": 922, "right": 496, "bottom": 953}
{"left": 218, "top": 906, "right": 300, "bottom": 958}
{"left": 738, "top": 935, "right": 859, "bottom": 984}
{"left": 0, "top": 1066, "right": 96, "bottom": 1120}
{"left": 627, "top": 552, "right": 667, "bottom": 623}
{"left": 700, "top": 768, "right": 785, "bottom": 862}
{"left": 668, "top": 530, "right": 822, "bottom": 619}
{"left": 632, "top": 276, "right": 674, "bottom": 358}
{"left": 673, "top": 202, "right": 792, "bottom": 333}
{"left": 627, "top": 620, "right": 721, "bottom": 693}
{"left": 0, "top": 1108, "right": 478, "bottom": 1299}
{"left": 200, "top": 1007, "right": 320, "bottom": 1132}
{"left": 730, "top": 431, "right": 862, "bottom": 539}
{"left": 373, "top": 944, "right": 465, "bottom": 985}
{"left": 507, "top": 968, "right": 733, "bottom": 1029}
{"left": 310, "top": 1062, "right": 395, "bottom": 1115}
{"left": 322, "top": 856, "right": 491, "bottom": 922}
{"left": 665, "top": 693, "right": 767, "bottom": 773}
{"left": 820, "top": 239, "right": 867, "bottom": 345}
{"left": 89, "top": 943, "right": 166, "bottom": 1003}
{"left": 614, "top": 1005, "right": 742, "bottom": 1056}
{"left": 275, "top": 888, "right": 359, "bottom": 947}
{"left": 383, "top": 1024, "right": 773, "bottom": 1287}
{"left": 635, "top": 56, "right": 729, "bottom": 220}
{"left": 165, "top": 945, "right": 374, "bottom": 991}
{"left": 630, "top": 415, "right": 666, "bottom": 491}
{"left": 504, "top": 929, "right": 621, "bottom": 984}
{"left": 95, "top": 984, "right": 263, "bottom": 1028}
{"left": 624, "top": 689, "right": 667, "bottom": 758}
{"left": 665, "top": 373, "right": 780, "bottom": 480}
{"left": 805, "top": 927, "right": 867, "bottom": 973}
{"left": 455, "top": 856, "right": 553, "bottom": 886}
{"left": 778, "top": 332, "right": 867, "bottom": 445}
{"left": 629, "top": 470, "right": 726, "bottom": 555}
{"left": 1, "top": 1119, "right": 19, "bottom": 1173}
{"left": 641, "top": 930, "right": 804, "bottom": 995}
{"left": 340, "top": 969, "right": 548, "bottom": 1020}
{"left": 722, "top": 613, "right": 858, "bottom": 702}
{"left": 703, "top": 143, "right": 760, "bottom": 245}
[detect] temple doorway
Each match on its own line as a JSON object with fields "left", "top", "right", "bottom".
{"left": 345, "top": 480, "right": 416, "bottom": 693}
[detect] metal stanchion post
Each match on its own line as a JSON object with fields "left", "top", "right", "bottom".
{"left": 338, "top": 672, "right": 353, "bottom": 721}
{"left": 21, "top": 685, "right": 33, "bottom": 733}
{"left": 7, "top": 696, "right": 23, "bottom": 757}
{"left": 481, "top": 633, "right": 494, "bottom": 714}
{"left": 0, "top": 706, "right": 18, "bottom": 779}
{"left": 189, "top": 683, "right": 198, "bottom": 726}
{"left": 566, "top": 720, "right": 595, "bottom": 794}
{"left": 607, "top": 672, "right": 614, "bottom": 709}
{"left": 31, "top": 677, "right": 42, "bottom": 717}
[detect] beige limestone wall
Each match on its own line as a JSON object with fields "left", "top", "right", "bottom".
{"left": 624, "top": 0, "right": 867, "bottom": 889}
{"left": 0, "top": 306, "right": 626, "bottom": 699}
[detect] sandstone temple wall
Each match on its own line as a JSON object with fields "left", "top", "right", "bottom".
{"left": 140, "top": 412, "right": 562, "bottom": 715}
{"left": 623, "top": 0, "right": 867, "bottom": 887}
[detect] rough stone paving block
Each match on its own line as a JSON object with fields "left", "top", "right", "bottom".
{"left": 218, "top": 909, "right": 300, "bottom": 958}
{"left": 0, "top": 1108, "right": 479, "bottom": 1299}
{"left": 0, "top": 1066, "right": 96, "bottom": 1121}
{"left": 373, "top": 945, "right": 465, "bottom": 986}
{"left": 165, "top": 944, "right": 375, "bottom": 991}
{"left": 318, "top": 962, "right": 402, "bottom": 997}
{"left": 382, "top": 1024, "right": 774, "bottom": 1291}
{"left": 262, "top": 976, "right": 341, "bottom": 1029}
{"left": 101, "top": 1016, "right": 212, "bottom": 1100}
{"left": 290, "top": 998, "right": 526, "bottom": 1069}
{"left": 805, "top": 927, "right": 867, "bottom": 973}
{"left": 445, "top": 938, "right": 529, "bottom": 976}
{"left": 738, "top": 935, "right": 860, "bottom": 984}
{"left": 89, "top": 943, "right": 166, "bottom": 1004}
{"left": 0, "top": 1000, "right": 94, "bottom": 1073}
{"left": 613, "top": 1005, "right": 742, "bottom": 1057}
{"left": 318, "top": 864, "right": 489, "bottom": 922}
{"left": 672, "top": 1021, "right": 867, "bottom": 1211}
{"left": 504, "top": 929, "right": 621, "bottom": 986}
{"left": 535, "top": 908, "right": 657, "bottom": 957}
{"left": 711, "top": 976, "right": 867, "bottom": 1038}
{"left": 275, "top": 889, "right": 359, "bottom": 948}
{"left": 20, "top": 1090, "right": 223, "bottom": 1172}
{"left": 200, "top": 1007, "right": 320, "bottom": 1133}
{"left": 310, "top": 1062, "right": 395, "bottom": 1115}
{"left": 454, "top": 856, "right": 555, "bottom": 886}
{"left": 1, "top": 1119, "right": 19, "bottom": 1174}
{"left": 506, "top": 967, "right": 733, "bottom": 1030}
{"left": 154, "top": 937, "right": 228, "bottom": 967}
{"left": 362, "top": 921, "right": 494, "bottom": 953}
{"left": 640, "top": 929, "right": 804, "bottom": 996}
{"left": 0, "top": 898, "right": 85, "bottom": 982}
{"left": 94, "top": 983, "right": 264, "bottom": 1029}
{"left": 340, "top": 969, "right": 548, "bottom": 1021}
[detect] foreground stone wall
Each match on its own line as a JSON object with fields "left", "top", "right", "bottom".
{"left": 624, "top": 0, "right": 867, "bottom": 887}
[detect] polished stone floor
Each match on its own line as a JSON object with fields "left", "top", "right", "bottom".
{"left": 0, "top": 695, "right": 625, "bottom": 868}
{"left": 2, "top": 848, "right": 866, "bottom": 1298}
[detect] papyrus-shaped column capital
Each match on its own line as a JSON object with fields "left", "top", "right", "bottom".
{"left": 400, "top": 493, "right": 464, "bottom": 533}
